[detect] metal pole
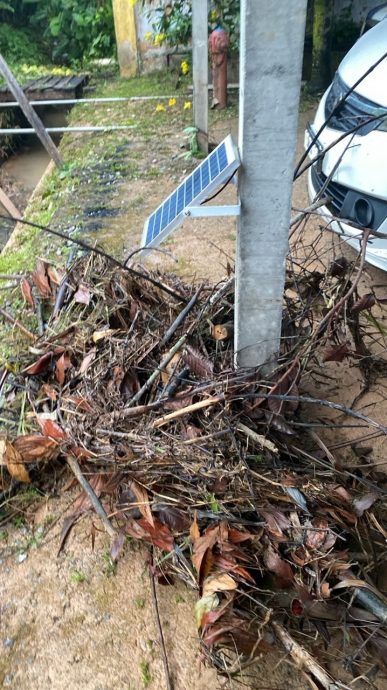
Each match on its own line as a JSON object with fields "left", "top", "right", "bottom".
{"left": 0, "top": 95, "right": 192, "bottom": 108}
{"left": 192, "top": 0, "right": 208, "bottom": 154}
{"left": 0, "top": 126, "right": 137, "bottom": 134}
{"left": 235, "top": 0, "right": 307, "bottom": 370}
{"left": 0, "top": 54, "right": 63, "bottom": 167}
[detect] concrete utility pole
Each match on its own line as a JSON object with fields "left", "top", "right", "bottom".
{"left": 192, "top": 0, "right": 208, "bottom": 153}
{"left": 112, "top": 0, "right": 139, "bottom": 78}
{"left": 0, "top": 55, "right": 63, "bottom": 168}
{"left": 235, "top": 0, "right": 307, "bottom": 369}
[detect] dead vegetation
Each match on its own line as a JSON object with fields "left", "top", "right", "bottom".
{"left": 1, "top": 226, "right": 387, "bottom": 689}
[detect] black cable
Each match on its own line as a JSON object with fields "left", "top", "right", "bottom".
{"left": 200, "top": 171, "right": 237, "bottom": 205}
{"left": 0, "top": 214, "right": 187, "bottom": 303}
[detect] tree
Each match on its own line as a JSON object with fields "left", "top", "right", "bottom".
{"left": 310, "top": 0, "right": 334, "bottom": 92}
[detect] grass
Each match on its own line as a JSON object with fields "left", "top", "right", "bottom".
{"left": 134, "top": 596, "right": 146, "bottom": 609}
{"left": 0, "top": 70, "right": 239, "bottom": 363}
{"left": 139, "top": 660, "right": 152, "bottom": 688}
{"left": 71, "top": 570, "right": 87, "bottom": 584}
{"left": 95, "top": 70, "right": 188, "bottom": 98}
{"left": 102, "top": 552, "right": 117, "bottom": 577}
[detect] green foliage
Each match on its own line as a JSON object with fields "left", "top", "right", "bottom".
{"left": 0, "top": 1, "right": 14, "bottom": 12}
{"left": 0, "top": 0, "right": 115, "bottom": 65}
{"left": 0, "top": 23, "right": 43, "bottom": 65}
{"left": 12, "top": 0, "right": 115, "bottom": 65}
{"left": 102, "top": 551, "right": 117, "bottom": 576}
{"left": 179, "top": 126, "right": 202, "bottom": 160}
{"left": 134, "top": 596, "right": 146, "bottom": 609}
{"left": 139, "top": 661, "right": 152, "bottom": 688}
{"left": 71, "top": 570, "right": 87, "bottom": 583}
{"left": 29, "top": 0, "right": 115, "bottom": 65}
{"left": 143, "top": 0, "right": 240, "bottom": 53}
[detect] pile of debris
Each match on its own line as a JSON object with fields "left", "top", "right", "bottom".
{"left": 1, "top": 252, "right": 387, "bottom": 687}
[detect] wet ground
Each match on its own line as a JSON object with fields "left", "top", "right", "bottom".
{"left": 1, "top": 86, "right": 387, "bottom": 690}
{"left": 0, "top": 107, "right": 67, "bottom": 246}
{"left": 0, "top": 95, "right": 311, "bottom": 690}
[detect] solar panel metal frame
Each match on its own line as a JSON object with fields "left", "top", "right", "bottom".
{"left": 141, "top": 134, "right": 240, "bottom": 250}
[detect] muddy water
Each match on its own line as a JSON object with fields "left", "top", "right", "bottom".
{"left": 2, "top": 144, "right": 50, "bottom": 192}
{"left": 0, "top": 107, "right": 67, "bottom": 247}
{"left": 0, "top": 144, "right": 50, "bottom": 248}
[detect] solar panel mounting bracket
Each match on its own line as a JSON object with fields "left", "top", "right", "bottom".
{"left": 142, "top": 134, "right": 240, "bottom": 251}
{"left": 183, "top": 204, "right": 240, "bottom": 218}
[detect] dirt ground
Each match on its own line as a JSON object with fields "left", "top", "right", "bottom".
{"left": 1, "top": 100, "right": 387, "bottom": 690}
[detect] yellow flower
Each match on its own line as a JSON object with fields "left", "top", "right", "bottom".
{"left": 180, "top": 60, "right": 189, "bottom": 75}
{"left": 209, "top": 10, "right": 219, "bottom": 22}
{"left": 168, "top": 97, "right": 177, "bottom": 107}
{"left": 154, "top": 32, "right": 166, "bottom": 46}
{"left": 155, "top": 103, "right": 166, "bottom": 112}
{"left": 183, "top": 101, "right": 192, "bottom": 110}
{"left": 144, "top": 31, "right": 153, "bottom": 41}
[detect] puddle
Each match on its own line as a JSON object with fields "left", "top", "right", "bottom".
{"left": 0, "top": 107, "right": 68, "bottom": 248}
{"left": 2, "top": 144, "right": 50, "bottom": 193}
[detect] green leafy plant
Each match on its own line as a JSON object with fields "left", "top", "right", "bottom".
{"left": 142, "top": 0, "right": 240, "bottom": 53}
{"left": 179, "top": 126, "right": 201, "bottom": 160}
{"left": 30, "top": 0, "right": 115, "bottom": 65}
{"left": 0, "top": 24, "right": 43, "bottom": 66}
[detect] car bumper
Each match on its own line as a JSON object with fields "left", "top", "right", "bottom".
{"left": 308, "top": 167, "right": 387, "bottom": 272}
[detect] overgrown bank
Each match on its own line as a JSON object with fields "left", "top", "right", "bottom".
{"left": 0, "top": 71, "right": 237, "bottom": 358}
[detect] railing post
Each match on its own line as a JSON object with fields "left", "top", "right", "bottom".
{"left": 0, "top": 54, "right": 63, "bottom": 168}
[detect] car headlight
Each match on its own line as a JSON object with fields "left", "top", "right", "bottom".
{"left": 324, "top": 73, "right": 347, "bottom": 120}
{"left": 375, "top": 109, "right": 387, "bottom": 132}
{"left": 325, "top": 72, "right": 387, "bottom": 135}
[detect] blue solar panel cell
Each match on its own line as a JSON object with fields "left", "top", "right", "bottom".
{"left": 148, "top": 214, "right": 155, "bottom": 240}
{"left": 161, "top": 199, "right": 169, "bottom": 230}
{"left": 185, "top": 176, "right": 193, "bottom": 205}
{"left": 201, "top": 160, "right": 210, "bottom": 188}
{"left": 154, "top": 207, "right": 162, "bottom": 237}
{"left": 169, "top": 192, "right": 177, "bottom": 223}
{"left": 218, "top": 143, "right": 227, "bottom": 170}
{"left": 142, "top": 134, "right": 240, "bottom": 249}
{"left": 177, "top": 185, "right": 185, "bottom": 213}
{"left": 209, "top": 151, "right": 219, "bottom": 180}
{"left": 193, "top": 169, "right": 201, "bottom": 197}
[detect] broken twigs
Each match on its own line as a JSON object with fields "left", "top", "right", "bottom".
{"left": 272, "top": 622, "right": 339, "bottom": 690}
{"left": 127, "top": 335, "right": 187, "bottom": 407}
{"left": 152, "top": 394, "right": 224, "bottom": 428}
{"left": 0, "top": 306, "right": 36, "bottom": 341}
{"left": 149, "top": 551, "right": 173, "bottom": 690}
{"left": 159, "top": 287, "right": 202, "bottom": 348}
{"left": 66, "top": 455, "right": 116, "bottom": 538}
{"left": 0, "top": 213, "right": 187, "bottom": 303}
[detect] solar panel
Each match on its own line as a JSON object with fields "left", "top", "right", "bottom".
{"left": 142, "top": 134, "right": 240, "bottom": 249}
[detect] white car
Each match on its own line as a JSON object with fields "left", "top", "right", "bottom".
{"left": 305, "top": 20, "right": 387, "bottom": 271}
{"left": 361, "top": 2, "right": 387, "bottom": 33}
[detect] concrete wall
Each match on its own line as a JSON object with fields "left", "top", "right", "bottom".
{"left": 133, "top": 0, "right": 381, "bottom": 75}
{"left": 334, "top": 0, "right": 378, "bottom": 23}
{"left": 135, "top": 4, "right": 169, "bottom": 72}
